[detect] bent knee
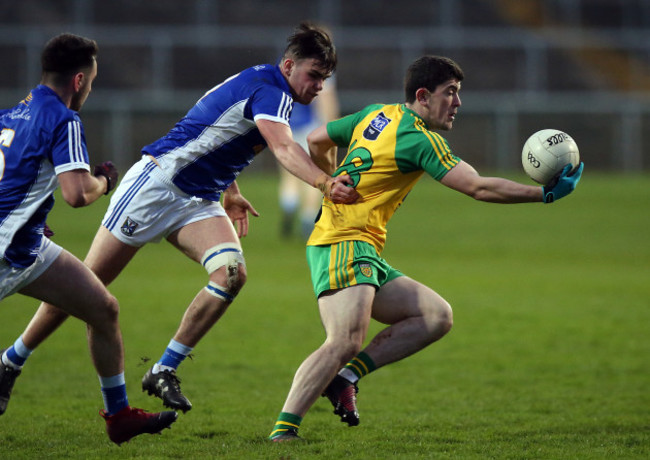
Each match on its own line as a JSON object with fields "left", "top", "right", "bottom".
{"left": 105, "top": 293, "right": 120, "bottom": 319}
{"left": 230, "top": 264, "right": 248, "bottom": 291}
{"left": 205, "top": 264, "right": 247, "bottom": 303}
{"left": 423, "top": 299, "right": 453, "bottom": 337}
{"left": 92, "top": 291, "right": 120, "bottom": 326}
{"left": 436, "top": 301, "right": 453, "bottom": 334}
{"left": 324, "top": 337, "right": 363, "bottom": 365}
{"left": 202, "top": 243, "right": 246, "bottom": 297}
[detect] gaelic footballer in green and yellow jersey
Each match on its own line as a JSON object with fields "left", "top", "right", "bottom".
{"left": 307, "top": 102, "right": 460, "bottom": 254}
{"left": 270, "top": 56, "right": 582, "bottom": 443}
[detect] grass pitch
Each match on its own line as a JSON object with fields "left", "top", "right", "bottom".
{"left": 0, "top": 172, "right": 648, "bottom": 459}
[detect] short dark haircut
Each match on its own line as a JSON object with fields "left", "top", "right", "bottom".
{"left": 404, "top": 55, "right": 464, "bottom": 103}
{"left": 41, "top": 33, "right": 98, "bottom": 86}
{"left": 283, "top": 22, "right": 337, "bottom": 75}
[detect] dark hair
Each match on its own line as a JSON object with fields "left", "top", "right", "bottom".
{"left": 41, "top": 33, "right": 98, "bottom": 86}
{"left": 283, "top": 22, "right": 337, "bottom": 74}
{"left": 404, "top": 56, "right": 464, "bottom": 103}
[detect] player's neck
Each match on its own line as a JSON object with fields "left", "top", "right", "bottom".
{"left": 40, "top": 81, "right": 74, "bottom": 108}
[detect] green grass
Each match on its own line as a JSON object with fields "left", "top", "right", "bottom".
{"left": 1, "top": 172, "right": 649, "bottom": 459}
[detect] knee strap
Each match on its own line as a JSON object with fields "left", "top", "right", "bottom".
{"left": 205, "top": 281, "right": 234, "bottom": 302}
{"left": 201, "top": 243, "right": 245, "bottom": 274}
{"left": 201, "top": 243, "right": 245, "bottom": 293}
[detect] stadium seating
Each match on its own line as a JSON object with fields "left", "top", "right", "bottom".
{"left": 0, "top": 0, "right": 647, "bottom": 171}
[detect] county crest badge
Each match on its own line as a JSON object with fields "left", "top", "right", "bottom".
{"left": 121, "top": 217, "right": 139, "bottom": 237}
{"left": 359, "top": 263, "right": 373, "bottom": 278}
{"left": 363, "top": 112, "right": 391, "bottom": 140}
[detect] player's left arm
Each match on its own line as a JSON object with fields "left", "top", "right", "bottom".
{"left": 222, "top": 180, "right": 259, "bottom": 238}
{"left": 441, "top": 161, "right": 545, "bottom": 203}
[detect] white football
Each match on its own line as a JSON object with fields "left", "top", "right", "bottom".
{"left": 521, "top": 129, "right": 580, "bottom": 185}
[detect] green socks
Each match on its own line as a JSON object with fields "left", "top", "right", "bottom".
{"left": 269, "top": 353, "right": 377, "bottom": 440}
{"left": 341, "top": 351, "right": 376, "bottom": 381}
{"left": 269, "top": 412, "right": 302, "bottom": 439}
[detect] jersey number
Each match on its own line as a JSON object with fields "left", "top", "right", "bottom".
{"left": 0, "top": 128, "right": 15, "bottom": 182}
{"left": 334, "top": 147, "right": 373, "bottom": 187}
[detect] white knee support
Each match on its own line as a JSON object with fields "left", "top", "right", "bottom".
{"left": 201, "top": 243, "right": 246, "bottom": 296}
{"left": 205, "top": 281, "right": 234, "bottom": 302}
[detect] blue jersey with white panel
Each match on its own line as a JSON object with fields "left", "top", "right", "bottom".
{"left": 0, "top": 85, "right": 90, "bottom": 268}
{"left": 142, "top": 64, "right": 294, "bottom": 201}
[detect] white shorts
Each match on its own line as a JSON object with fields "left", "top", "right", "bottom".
{"left": 102, "top": 157, "right": 227, "bottom": 247}
{"left": 0, "top": 237, "right": 63, "bottom": 300}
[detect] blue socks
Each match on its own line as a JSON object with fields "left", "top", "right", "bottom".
{"left": 4, "top": 336, "right": 129, "bottom": 416}
{"left": 3, "top": 337, "right": 193, "bottom": 415}
{"left": 2, "top": 336, "right": 33, "bottom": 369}
{"left": 154, "top": 339, "right": 193, "bottom": 373}
{"left": 99, "top": 373, "right": 128, "bottom": 415}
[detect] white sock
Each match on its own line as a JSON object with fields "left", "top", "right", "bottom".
{"left": 339, "top": 368, "right": 359, "bottom": 384}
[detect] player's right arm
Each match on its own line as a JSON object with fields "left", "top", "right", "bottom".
{"left": 257, "top": 119, "right": 358, "bottom": 204}
{"left": 51, "top": 113, "right": 119, "bottom": 207}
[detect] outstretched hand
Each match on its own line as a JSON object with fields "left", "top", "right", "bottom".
{"left": 543, "top": 162, "right": 584, "bottom": 203}
{"left": 223, "top": 191, "right": 260, "bottom": 238}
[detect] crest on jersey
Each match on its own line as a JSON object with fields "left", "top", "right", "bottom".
{"left": 359, "top": 263, "right": 373, "bottom": 278}
{"left": 121, "top": 217, "right": 139, "bottom": 237}
{"left": 363, "top": 112, "right": 391, "bottom": 141}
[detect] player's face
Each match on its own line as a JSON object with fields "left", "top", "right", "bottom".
{"left": 70, "top": 59, "right": 97, "bottom": 112}
{"left": 284, "top": 58, "right": 330, "bottom": 105}
{"left": 423, "top": 79, "right": 461, "bottom": 131}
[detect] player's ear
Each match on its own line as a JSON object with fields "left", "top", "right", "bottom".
{"left": 72, "top": 72, "right": 85, "bottom": 92}
{"left": 415, "top": 88, "right": 429, "bottom": 105}
{"left": 281, "top": 58, "right": 295, "bottom": 77}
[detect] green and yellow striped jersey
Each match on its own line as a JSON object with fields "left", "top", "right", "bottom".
{"left": 307, "top": 103, "right": 461, "bottom": 254}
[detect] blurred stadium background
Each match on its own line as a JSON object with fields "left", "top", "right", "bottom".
{"left": 1, "top": 0, "right": 648, "bottom": 173}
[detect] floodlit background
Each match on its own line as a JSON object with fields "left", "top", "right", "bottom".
{"left": 1, "top": 0, "right": 648, "bottom": 172}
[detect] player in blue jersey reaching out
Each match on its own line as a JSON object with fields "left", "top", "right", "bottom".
{"left": 0, "top": 33, "right": 177, "bottom": 444}
{"left": 0, "top": 23, "right": 358, "bottom": 415}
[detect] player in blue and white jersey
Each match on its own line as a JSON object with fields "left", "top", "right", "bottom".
{"left": 5, "top": 23, "right": 359, "bottom": 414}
{"left": 0, "top": 33, "right": 177, "bottom": 444}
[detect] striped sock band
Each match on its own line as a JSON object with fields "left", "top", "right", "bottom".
{"left": 156, "top": 339, "right": 193, "bottom": 371}
{"left": 340, "top": 351, "right": 377, "bottom": 382}
{"left": 269, "top": 412, "right": 302, "bottom": 439}
{"left": 99, "top": 373, "right": 129, "bottom": 415}
{"left": 3, "top": 336, "right": 33, "bottom": 369}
